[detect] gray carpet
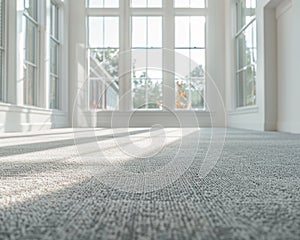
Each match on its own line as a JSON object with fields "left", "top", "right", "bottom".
{"left": 0, "top": 128, "right": 300, "bottom": 240}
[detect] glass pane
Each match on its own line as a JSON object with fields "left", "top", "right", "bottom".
{"left": 175, "top": 49, "right": 189, "bottom": 79}
{"left": 174, "top": 0, "right": 188, "bottom": 8}
{"left": 147, "top": 49, "right": 162, "bottom": 79}
{"left": 132, "top": 17, "right": 162, "bottom": 48}
{"left": 104, "top": 17, "right": 119, "bottom": 47}
{"left": 190, "top": 0, "right": 206, "bottom": 8}
{"left": 105, "top": 0, "right": 119, "bottom": 8}
{"left": 190, "top": 78, "right": 205, "bottom": 109}
{"left": 175, "top": 49, "right": 206, "bottom": 110}
{"left": 236, "top": 71, "right": 245, "bottom": 107}
{"left": 132, "top": 49, "right": 162, "bottom": 110}
{"left": 0, "top": 50, "right": 3, "bottom": 101}
{"left": 174, "top": 0, "right": 205, "bottom": 8}
{"left": 88, "top": 0, "right": 119, "bottom": 8}
{"left": 175, "top": 17, "right": 189, "bottom": 48}
{"left": 236, "top": 66, "right": 256, "bottom": 107}
{"left": 50, "top": 40, "right": 58, "bottom": 74}
{"left": 89, "top": 49, "right": 119, "bottom": 110}
{"left": 236, "top": 0, "right": 256, "bottom": 31}
{"left": 131, "top": 0, "right": 146, "bottom": 8}
{"left": 24, "top": 0, "right": 38, "bottom": 20}
{"left": 89, "top": 80, "right": 103, "bottom": 109}
{"left": 0, "top": 0, "right": 5, "bottom": 47}
{"left": 89, "top": 17, "right": 103, "bottom": 47}
{"left": 190, "top": 17, "right": 205, "bottom": 48}
{"left": 106, "top": 83, "right": 119, "bottom": 109}
{"left": 175, "top": 78, "right": 190, "bottom": 109}
{"left": 24, "top": 64, "right": 37, "bottom": 106}
{"left": 89, "top": 79, "right": 119, "bottom": 110}
{"left": 176, "top": 16, "right": 206, "bottom": 48}
{"left": 132, "top": 50, "right": 162, "bottom": 83}
{"left": 190, "top": 49, "right": 205, "bottom": 77}
{"left": 132, "top": 17, "right": 147, "bottom": 48}
{"left": 131, "top": 0, "right": 162, "bottom": 8}
{"left": 49, "top": 76, "right": 59, "bottom": 109}
{"left": 133, "top": 79, "right": 162, "bottom": 109}
{"left": 132, "top": 49, "right": 147, "bottom": 78}
{"left": 237, "top": 21, "right": 256, "bottom": 69}
{"left": 89, "top": 49, "right": 119, "bottom": 79}
{"left": 88, "top": 17, "right": 119, "bottom": 48}
{"left": 148, "top": 17, "right": 162, "bottom": 48}
{"left": 50, "top": 3, "right": 59, "bottom": 39}
{"left": 245, "top": 66, "right": 256, "bottom": 106}
{"left": 25, "top": 19, "right": 37, "bottom": 64}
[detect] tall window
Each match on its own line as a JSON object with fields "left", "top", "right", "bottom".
{"left": 175, "top": 16, "right": 206, "bottom": 110}
{"left": 23, "top": 0, "right": 39, "bottom": 106}
{"left": 0, "top": 0, "right": 5, "bottom": 102}
{"left": 86, "top": 0, "right": 207, "bottom": 111}
{"left": 49, "top": 1, "right": 60, "bottom": 109}
{"left": 235, "top": 0, "right": 256, "bottom": 107}
{"left": 132, "top": 16, "right": 162, "bottom": 109}
{"left": 88, "top": 16, "right": 119, "bottom": 110}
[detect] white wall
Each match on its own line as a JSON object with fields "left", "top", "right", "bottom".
{"left": 277, "top": 0, "right": 300, "bottom": 133}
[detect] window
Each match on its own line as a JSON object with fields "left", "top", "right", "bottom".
{"left": 0, "top": 0, "right": 5, "bottom": 102}
{"left": 86, "top": 0, "right": 207, "bottom": 111}
{"left": 49, "top": 1, "right": 60, "bottom": 109}
{"left": 88, "top": 16, "right": 119, "bottom": 110}
{"left": 23, "top": 0, "right": 39, "bottom": 106}
{"left": 174, "top": 0, "right": 206, "bottom": 8}
{"left": 175, "top": 16, "right": 206, "bottom": 110}
{"left": 132, "top": 16, "right": 162, "bottom": 109}
{"left": 235, "top": 0, "right": 256, "bottom": 107}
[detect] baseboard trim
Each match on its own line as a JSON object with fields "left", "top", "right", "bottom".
{"left": 277, "top": 121, "right": 300, "bottom": 134}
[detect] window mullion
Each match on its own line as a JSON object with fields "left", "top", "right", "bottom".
{"left": 162, "top": 0, "right": 175, "bottom": 111}
{"left": 119, "top": 0, "right": 131, "bottom": 111}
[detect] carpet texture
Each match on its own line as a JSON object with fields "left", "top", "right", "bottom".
{"left": 0, "top": 128, "right": 300, "bottom": 240}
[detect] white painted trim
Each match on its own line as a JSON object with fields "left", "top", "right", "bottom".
{"left": 277, "top": 121, "right": 300, "bottom": 134}
{"left": 94, "top": 111, "right": 217, "bottom": 128}
{"left": 0, "top": 102, "right": 67, "bottom": 115}
{"left": 276, "top": 0, "right": 293, "bottom": 19}
{"left": 228, "top": 106, "right": 259, "bottom": 115}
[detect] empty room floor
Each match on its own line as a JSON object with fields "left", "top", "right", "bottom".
{"left": 0, "top": 128, "right": 300, "bottom": 240}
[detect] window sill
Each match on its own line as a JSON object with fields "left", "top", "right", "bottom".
{"left": 228, "top": 106, "right": 259, "bottom": 115}
{"left": 0, "top": 102, "right": 67, "bottom": 115}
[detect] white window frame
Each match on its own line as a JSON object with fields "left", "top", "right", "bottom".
{"left": 235, "top": 0, "right": 257, "bottom": 108}
{"left": 86, "top": 0, "right": 208, "bottom": 112}
{"left": 174, "top": 16, "right": 206, "bottom": 110}
{"left": 49, "top": 0, "right": 61, "bottom": 109}
{"left": 0, "top": 0, "right": 6, "bottom": 102}
{"left": 23, "top": 0, "right": 39, "bottom": 106}
{"left": 131, "top": 16, "right": 163, "bottom": 110}
{"left": 87, "top": 16, "right": 120, "bottom": 110}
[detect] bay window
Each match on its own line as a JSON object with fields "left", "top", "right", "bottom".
{"left": 86, "top": 0, "right": 207, "bottom": 111}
